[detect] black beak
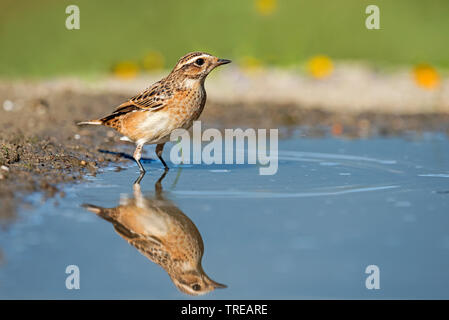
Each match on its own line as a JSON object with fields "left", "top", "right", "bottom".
{"left": 216, "top": 58, "right": 232, "bottom": 66}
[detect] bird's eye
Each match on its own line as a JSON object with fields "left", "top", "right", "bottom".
{"left": 195, "top": 58, "right": 205, "bottom": 66}
{"left": 192, "top": 284, "right": 201, "bottom": 291}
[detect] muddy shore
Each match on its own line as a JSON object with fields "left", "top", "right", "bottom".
{"left": 1, "top": 77, "right": 449, "bottom": 220}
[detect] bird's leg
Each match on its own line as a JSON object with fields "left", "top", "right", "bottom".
{"left": 133, "top": 175, "right": 143, "bottom": 198}
{"left": 132, "top": 174, "right": 147, "bottom": 208}
{"left": 133, "top": 171, "right": 145, "bottom": 185}
{"left": 133, "top": 143, "right": 146, "bottom": 173}
{"left": 156, "top": 143, "right": 169, "bottom": 170}
{"left": 155, "top": 168, "right": 168, "bottom": 198}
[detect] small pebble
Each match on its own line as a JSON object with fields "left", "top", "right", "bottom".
{"left": 0, "top": 165, "right": 9, "bottom": 172}
{"left": 3, "top": 100, "right": 14, "bottom": 111}
{"left": 80, "top": 160, "right": 87, "bottom": 166}
{"left": 74, "top": 134, "right": 81, "bottom": 140}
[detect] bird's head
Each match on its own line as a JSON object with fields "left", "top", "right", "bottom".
{"left": 171, "top": 52, "right": 231, "bottom": 81}
{"left": 170, "top": 266, "right": 227, "bottom": 296}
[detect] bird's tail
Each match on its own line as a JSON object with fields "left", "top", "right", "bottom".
{"left": 77, "top": 120, "right": 102, "bottom": 126}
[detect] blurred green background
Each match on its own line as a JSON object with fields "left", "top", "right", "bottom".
{"left": 0, "top": 0, "right": 448, "bottom": 77}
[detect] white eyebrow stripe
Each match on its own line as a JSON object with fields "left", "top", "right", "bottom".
{"left": 184, "top": 54, "right": 210, "bottom": 65}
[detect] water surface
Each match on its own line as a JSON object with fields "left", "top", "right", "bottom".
{"left": 1, "top": 134, "right": 449, "bottom": 299}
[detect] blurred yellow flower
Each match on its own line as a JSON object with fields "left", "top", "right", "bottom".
{"left": 143, "top": 51, "right": 165, "bottom": 71}
{"left": 307, "top": 55, "right": 334, "bottom": 79}
{"left": 113, "top": 61, "right": 139, "bottom": 79}
{"left": 413, "top": 64, "right": 440, "bottom": 89}
{"left": 240, "top": 56, "right": 263, "bottom": 72}
{"left": 255, "top": 0, "right": 277, "bottom": 16}
{"left": 331, "top": 123, "right": 343, "bottom": 136}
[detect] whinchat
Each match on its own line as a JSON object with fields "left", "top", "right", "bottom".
{"left": 82, "top": 171, "right": 227, "bottom": 296}
{"left": 78, "top": 52, "right": 231, "bottom": 173}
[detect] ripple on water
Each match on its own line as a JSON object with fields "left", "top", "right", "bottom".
{"left": 173, "top": 185, "right": 400, "bottom": 199}
{"left": 418, "top": 174, "right": 449, "bottom": 178}
{"left": 279, "top": 150, "right": 397, "bottom": 165}
{"left": 170, "top": 149, "right": 402, "bottom": 199}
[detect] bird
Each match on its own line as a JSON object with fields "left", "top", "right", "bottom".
{"left": 77, "top": 52, "right": 231, "bottom": 173}
{"left": 82, "top": 170, "right": 227, "bottom": 296}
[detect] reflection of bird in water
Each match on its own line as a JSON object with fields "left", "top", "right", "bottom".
{"left": 82, "top": 171, "right": 226, "bottom": 296}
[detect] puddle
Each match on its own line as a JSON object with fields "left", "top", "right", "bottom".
{"left": 1, "top": 134, "right": 449, "bottom": 299}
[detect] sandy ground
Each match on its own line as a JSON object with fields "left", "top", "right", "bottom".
{"left": 1, "top": 66, "right": 449, "bottom": 220}
{"left": 93, "top": 65, "right": 449, "bottom": 114}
